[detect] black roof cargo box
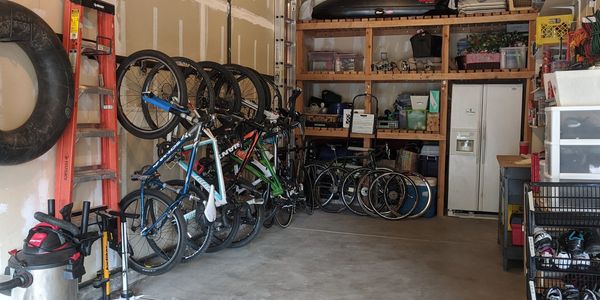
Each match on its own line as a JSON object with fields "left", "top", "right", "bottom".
{"left": 312, "top": 0, "right": 453, "bottom": 19}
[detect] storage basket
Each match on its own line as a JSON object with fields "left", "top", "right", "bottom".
{"left": 410, "top": 31, "right": 442, "bottom": 58}
{"left": 528, "top": 271, "right": 600, "bottom": 298}
{"left": 536, "top": 15, "right": 573, "bottom": 45}
{"left": 526, "top": 182, "right": 600, "bottom": 227}
{"left": 529, "top": 226, "right": 600, "bottom": 274}
{"left": 308, "top": 51, "right": 336, "bottom": 71}
{"left": 456, "top": 53, "right": 501, "bottom": 70}
{"left": 305, "top": 113, "right": 340, "bottom": 127}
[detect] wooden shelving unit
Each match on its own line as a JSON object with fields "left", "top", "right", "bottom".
{"left": 295, "top": 11, "right": 537, "bottom": 217}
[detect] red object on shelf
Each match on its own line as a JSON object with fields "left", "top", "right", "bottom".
{"left": 519, "top": 141, "right": 529, "bottom": 155}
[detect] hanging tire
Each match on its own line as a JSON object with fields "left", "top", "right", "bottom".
{"left": 0, "top": 1, "right": 74, "bottom": 165}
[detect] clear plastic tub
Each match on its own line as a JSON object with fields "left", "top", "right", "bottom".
{"left": 500, "top": 47, "right": 527, "bottom": 69}
{"left": 407, "top": 110, "right": 427, "bottom": 130}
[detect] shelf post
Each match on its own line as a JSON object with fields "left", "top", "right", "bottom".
{"left": 365, "top": 28, "right": 373, "bottom": 76}
{"left": 442, "top": 25, "right": 450, "bottom": 74}
{"left": 437, "top": 80, "right": 449, "bottom": 217}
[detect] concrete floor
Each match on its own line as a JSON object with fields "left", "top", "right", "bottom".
{"left": 132, "top": 212, "right": 524, "bottom": 300}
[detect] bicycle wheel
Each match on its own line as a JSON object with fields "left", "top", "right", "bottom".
{"left": 230, "top": 202, "right": 264, "bottom": 248}
{"left": 117, "top": 49, "right": 187, "bottom": 139}
{"left": 303, "top": 162, "right": 327, "bottom": 211}
{"left": 313, "top": 166, "right": 349, "bottom": 213}
{"left": 368, "top": 172, "right": 415, "bottom": 221}
{"left": 275, "top": 202, "right": 294, "bottom": 228}
{"left": 173, "top": 57, "right": 216, "bottom": 116}
{"left": 196, "top": 61, "right": 241, "bottom": 116}
{"left": 120, "top": 189, "right": 186, "bottom": 275}
{"left": 161, "top": 180, "right": 213, "bottom": 261}
{"left": 207, "top": 203, "right": 241, "bottom": 252}
{"left": 262, "top": 74, "right": 282, "bottom": 112}
{"left": 225, "top": 64, "right": 267, "bottom": 122}
{"left": 341, "top": 167, "right": 371, "bottom": 216}
{"left": 355, "top": 169, "right": 389, "bottom": 217}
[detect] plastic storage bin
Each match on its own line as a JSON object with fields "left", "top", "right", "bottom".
{"left": 407, "top": 110, "right": 427, "bottom": 130}
{"left": 544, "top": 106, "right": 600, "bottom": 180}
{"left": 510, "top": 213, "right": 524, "bottom": 246}
{"left": 410, "top": 95, "right": 429, "bottom": 110}
{"left": 417, "top": 155, "right": 438, "bottom": 177}
{"left": 308, "top": 51, "right": 335, "bottom": 71}
{"left": 335, "top": 53, "right": 363, "bottom": 72}
{"left": 400, "top": 177, "right": 437, "bottom": 218}
{"left": 500, "top": 47, "right": 527, "bottom": 69}
{"left": 536, "top": 14, "right": 572, "bottom": 45}
{"left": 543, "top": 70, "right": 600, "bottom": 106}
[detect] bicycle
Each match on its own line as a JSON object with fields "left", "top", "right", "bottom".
{"left": 119, "top": 89, "right": 230, "bottom": 275}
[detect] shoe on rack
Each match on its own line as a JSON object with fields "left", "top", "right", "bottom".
{"left": 563, "top": 284, "right": 580, "bottom": 300}
{"left": 560, "top": 230, "right": 585, "bottom": 255}
{"left": 545, "top": 287, "right": 562, "bottom": 300}
{"left": 534, "top": 227, "right": 553, "bottom": 252}
{"left": 582, "top": 289, "right": 598, "bottom": 300}
{"left": 583, "top": 228, "right": 600, "bottom": 256}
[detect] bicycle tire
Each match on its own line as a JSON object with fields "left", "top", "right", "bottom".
{"left": 173, "top": 57, "right": 216, "bottom": 115}
{"left": 313, "top": 166, "right": 349, "bottom": 213}
{"left": 225, "top": 64, "right": 267, "bottom": 122}
{"left": 161, "top": 180, "right": 213, "bottom": 261}
{"left": 356, "top": 169, "right": 390, "bottom": 217}
{"left": 303, "top": 162, "right": 328, "bottom": 211}
{"left": 368, "top": 172, "right": 416, "bottom": 220}
{"left": 275, "top": 203, "right": 294, "bottom": 228}
{"left": 119, "top": 189, "right": 186, "bottom": 276}
{"left": 261, "top": 74, "right": 282, "bottom": 112}
{"left": 207, "top": 203, "right": 241, "bottom": 252}
{"left": 117, "top": 50, "right": 187, "bottom": 139}
{"left": 230, "top": 202, "right": 264, "bottom": 248}
{"left": 341, "top": 167, "right": 372, "bottom": 216}
{"left": 196, "top": 61, "right": 241, "bottom": 116}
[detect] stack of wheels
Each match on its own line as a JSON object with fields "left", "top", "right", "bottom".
{"left": 0, "top": 1, "right": 74, "bottom": 165}
{"left": 311, "top": 162, "right": 433, "bottom": 221}
{"left": 115, "top": 49, "right": 308, "bottom": 276}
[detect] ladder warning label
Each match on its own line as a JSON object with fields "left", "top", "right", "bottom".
{"left": 70, "top": 9, "right": 80, "bottom": 40}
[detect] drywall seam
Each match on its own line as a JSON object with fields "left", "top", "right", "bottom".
{"left": 200, "top": 3, "right": 206, "bottom": 60}
{"left": 194, "top": 0, "right": 273, "bottom": 30}
{"left": 220, "top": 26, "right": 225, "bottom": 64}
{"left": 178, "top": 19, "right": 184, "bottom": 57}
{"left": 118, "top": 0, "right": 126, "bottom": 54}
{"left": 152, "top": 6, "right": 158, "bottom": 50}
{"left": 237, "top": 34, "right": 241, "bottom": 64}
{"left": 253, "top": 39, "right": 257, "bottom": 69}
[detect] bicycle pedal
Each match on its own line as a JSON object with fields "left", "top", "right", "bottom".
{"left": 92, "top": 278, "right": 110, "bottom": 288}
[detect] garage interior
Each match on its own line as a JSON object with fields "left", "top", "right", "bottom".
{"left": 0, "top": 0, "right": 599, "bottom": 299}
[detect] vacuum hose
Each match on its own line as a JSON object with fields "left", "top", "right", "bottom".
{"left": 0, "top": 271, "right": 32, "bottom": 292}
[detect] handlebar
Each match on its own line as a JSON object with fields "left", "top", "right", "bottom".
{"left": 34, "top": 212, "right": 81, "bottom": 237}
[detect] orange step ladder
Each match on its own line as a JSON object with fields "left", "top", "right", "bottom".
{"left": 55, "top": 0, "right": 119, "bottom": 212}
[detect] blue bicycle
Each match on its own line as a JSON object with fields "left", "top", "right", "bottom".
{"left": 117, "top": 50, "right": 231, "bottom": 275}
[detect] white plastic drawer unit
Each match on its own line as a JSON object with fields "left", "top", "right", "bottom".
{"left": 545, "top": 106, "right": 600, "bottom": 142}
{"left": 545, "top": 106, "right": 600, "bottom": 180}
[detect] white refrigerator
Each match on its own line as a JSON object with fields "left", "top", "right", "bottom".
{"left": 447, "top": 84, "right": 523, "bottom": 214}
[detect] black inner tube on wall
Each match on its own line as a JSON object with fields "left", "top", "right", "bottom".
{"left": 0, "top": 0, "right": 74, "bottom": 165}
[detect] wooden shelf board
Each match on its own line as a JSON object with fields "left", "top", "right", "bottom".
{"left": 298, "top": 70, "right": 534, "bottom": 81}
{"left": 304, "top": 127, "right": 444, "bottom": 141}
{"left": 298, "top": 12, "right": 537, "bottom": 31}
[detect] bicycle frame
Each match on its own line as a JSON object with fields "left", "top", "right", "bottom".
{"left": 134, "top": 94, "right": 226, "bottom": 236}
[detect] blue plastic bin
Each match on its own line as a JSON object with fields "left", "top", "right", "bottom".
{"left": 399, "top": 177, "right": 437, "bottom": 218}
